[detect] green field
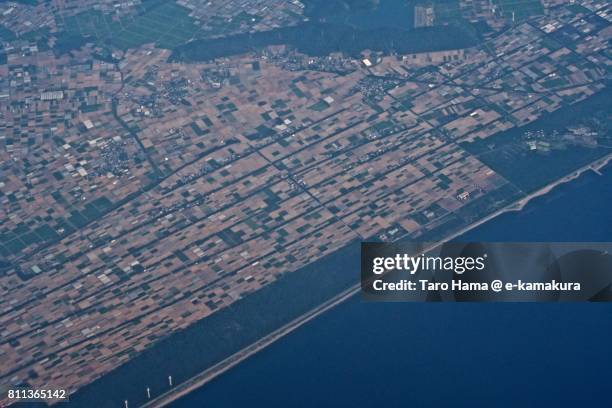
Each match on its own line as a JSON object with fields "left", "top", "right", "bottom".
{"left": 0, "top": 195, "right": 114, "bottom": 257}
{"left": 1, "top": 0, "right": 38, "bottom": 5}
{"left": 434, "top": 0, "right": 463, "bottom": 22}
{"left": 0, "top": 25, "right": 16, "bottom": 42}
{"left": 309, "top": 100, "right": 331, "bottom": 112}
{"left": 55, "top": 0, "right": 201, "bottom": 51}
{"left": 462, "top": 87, "right": 611, "bottom": 192}
{"left": 493, "top": 0, "right": 544, "bottom": 21}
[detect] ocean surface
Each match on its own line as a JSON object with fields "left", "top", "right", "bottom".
{"left": 172, "top": 165, "right": 612, "bottom": 408}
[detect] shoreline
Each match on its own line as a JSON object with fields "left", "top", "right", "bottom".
{"left": 142, "top": 152, "right": 612, "bottom": 408}
{"left": 509, "top": 154, "right": 612, "bottom": 213}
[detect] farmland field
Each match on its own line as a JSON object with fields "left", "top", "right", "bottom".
{"left": 54, "top": 0, "right": 201, "bottom": 51}
{"left": 493, "top": 0, "right": 544, "bottom": 21}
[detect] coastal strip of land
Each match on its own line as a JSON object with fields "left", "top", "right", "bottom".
{"left": 143, "top": 153, "right": 612, "bottom": 408}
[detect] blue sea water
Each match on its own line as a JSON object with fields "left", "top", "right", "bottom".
{"left": 172, "top": 166, "right": 612, "bottom": 408}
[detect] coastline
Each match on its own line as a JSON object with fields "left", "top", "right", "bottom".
{"left": 509, "top": 154, "right": 612, "bottom": 213}
{"left": 143, "top": 152, "right": 612, "bottom": 408}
